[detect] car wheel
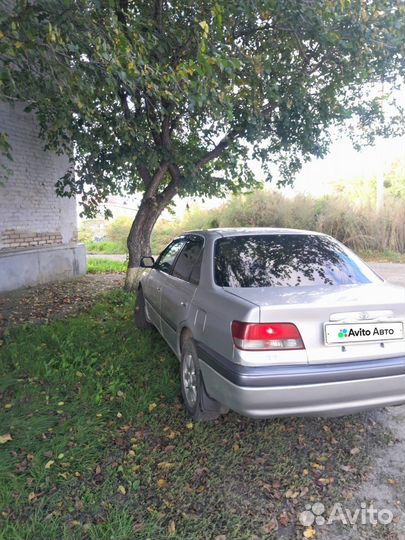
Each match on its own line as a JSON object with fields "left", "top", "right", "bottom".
{"left": 134, "top": 287, "right": 153, "bottom": 330}
{"left": 180, "top": 336, "right": 228, "bottom": 421}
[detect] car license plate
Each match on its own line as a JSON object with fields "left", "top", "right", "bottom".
{"left": 324, "top": 322, "right": 404, "bottom": 345}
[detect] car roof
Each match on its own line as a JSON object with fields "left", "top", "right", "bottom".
{"left": 185, "top": 227, "right": 326, "bottom": 238}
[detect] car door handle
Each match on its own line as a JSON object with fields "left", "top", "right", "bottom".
{"left": 180, "top": 301, "right": 187, "bottom": 307}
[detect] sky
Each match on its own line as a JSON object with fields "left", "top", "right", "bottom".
{"left": 285, "top": 134, "right": 405, "bottom": 198}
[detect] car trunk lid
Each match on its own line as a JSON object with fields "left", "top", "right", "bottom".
{"left": 225, "top": 283, "right": 405, "bottom": 364}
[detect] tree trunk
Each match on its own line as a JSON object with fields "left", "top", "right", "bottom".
{"left": 125, "top": 195, "right": 163, "bottom": 290}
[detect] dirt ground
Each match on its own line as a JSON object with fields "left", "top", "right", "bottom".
{"left": 0, "top": 273, "right": 125, "bottom": 337}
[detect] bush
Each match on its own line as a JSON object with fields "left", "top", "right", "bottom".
{"left": 216, "top": 190, "right": 404, "bottom": 253}
{"left": 80, "top": 187, "right": 405, "bottom": 257}
{"left": 106, "top": 216, "right": 132, "bottom": 244}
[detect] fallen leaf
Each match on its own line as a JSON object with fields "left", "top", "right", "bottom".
{"left": 133, "top": 522, "right": 145, "bottom": 532}
{"left": 387, "top": 479, "right": 396, "bottom": 486}
{"left": 196, "top": 485, "right": 205, "bottom": 493}
{"left": 262, "top": 517, "right": 278, "bottom": 533}
{"left": 148, "top": 402, "right": 157, "bottom": 412}
{"left": 4, "top": 403, "right": 12, "bottom": 409}
{"left": 45, "top": 460, "right": 55, "bottom": 469}
{"left": 318, "top": 477, "right": 334, "bottom": 485}
{"left": 168, "top": 520, "right": 176, "bottom": 534}
{"left": 303, "top": 526, "right": 316, "bottom": 538}
{"left": 350, "top": 447, "right": 361, "bottom": 455}
{"left": 116, "top": 412, "right": 123, "bottom": 418}
{"left": 186, "top": 421, "right": 194, "bottom": 430}
{"left": 157, "top": 478, "right": 167, "bottom": 489}
{"left": 28, "top": 492, "right": 37, "bottom": 503}
{"left": 233, "top": 443, "right": 240, "bottom": 452}
{"left": 0, "top": 433, "right": 12, "bottom": 444}
{"left": 157, "top": 462, "right": 174, "bottom": 470}
{"left": 117, "top": 485, "right": 126, "bottom": 495}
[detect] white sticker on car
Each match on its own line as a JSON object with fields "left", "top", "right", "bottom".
{"left": 324, "top": 322, "right": 404, "bottom": 344}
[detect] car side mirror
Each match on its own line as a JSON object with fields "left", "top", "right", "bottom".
{"left": 140, "top": 256, "right": 155, "bottom": 268}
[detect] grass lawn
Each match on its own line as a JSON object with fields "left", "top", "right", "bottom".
{"left": 0, "top": 290, "right": 392, "bottom": 540}
{"left": 87, "top": 259, "right": 127, "bottom": 274}
{"left": 85, "top": 242, "right": 127, "bottom": 255}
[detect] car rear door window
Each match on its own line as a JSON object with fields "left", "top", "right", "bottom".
{"left": 156, "top": 237, "right": 187, "bottom": 274}
{"left": 172, "top": 236, "right": 204, "bottom": 283}
{"left": 214, "top": 234, "right": 376, "bottom": 287}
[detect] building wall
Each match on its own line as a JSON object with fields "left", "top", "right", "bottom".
{"left": 0, "top": 102, "right": 86, "bottom": 292}
{"left": 0, "top": 102, "right": 78, "bottom": 250}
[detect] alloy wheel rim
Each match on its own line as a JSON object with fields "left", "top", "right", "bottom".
{"left": 182, "top": 352, "right": 197, "bottom": 407}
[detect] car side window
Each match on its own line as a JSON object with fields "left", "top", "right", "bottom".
{"left": 155, "top": 237, "right": 187, "bottom": 274}
{"left": 172, "top": 236, "right": 204, "bottom": 284}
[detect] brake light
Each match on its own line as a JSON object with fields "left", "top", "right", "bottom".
{"left": 231, "top": 321, "right": 305, "bottom": 350}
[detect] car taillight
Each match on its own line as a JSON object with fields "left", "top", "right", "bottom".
{"left": 231, "top": 321, "right": 305, "bottom": 351}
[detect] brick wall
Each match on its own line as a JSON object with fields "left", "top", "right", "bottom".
{"left": 0, "top": 102, "right": 78, "bottom": 251}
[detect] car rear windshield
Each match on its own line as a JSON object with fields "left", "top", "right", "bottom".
{"left": 214, "top": 234, "right": 376, "bottom": 288}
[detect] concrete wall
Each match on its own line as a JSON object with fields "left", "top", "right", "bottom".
{"left": 0, "top": 244, "right": 86, "bottom": 293}
{"left": 0, "top": 102, "right": 86, "bottom": 292}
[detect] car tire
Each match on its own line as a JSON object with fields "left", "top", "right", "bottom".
{"left": 134, "top": 287, "right": 153, "bottom": 331}
{"left": 180, "top": 336, "right": 228, "bottom": 421}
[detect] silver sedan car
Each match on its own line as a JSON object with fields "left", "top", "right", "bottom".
{"left": 135, "top": 228, "right": 405, "bottom": 421}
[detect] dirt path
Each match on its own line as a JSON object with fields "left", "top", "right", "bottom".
{"left": 0, "top": 273, "right": 125, "bottom": 337}
{"left": 316, "top": 405, "right": 405, "bottom": 540}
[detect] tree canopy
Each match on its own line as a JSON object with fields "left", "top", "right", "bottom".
{"left": 1, "top": 0, "right": 404, "bottom": 285}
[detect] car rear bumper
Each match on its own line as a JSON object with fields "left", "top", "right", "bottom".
{"left": 197, "top": 344, "right": 405, "bottom": 417}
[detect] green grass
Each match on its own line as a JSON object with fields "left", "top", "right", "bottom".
{"left": 85, "top": 241, "right": 127, "bottom": 255}
{"left": 87, "top": 258, "right": 127, "bottom": 274}
{"left": 0, "top": 291, "right": 392, "bottom": 540}
{"left": 357, "top": 249, "right": 405, "bottom": 264}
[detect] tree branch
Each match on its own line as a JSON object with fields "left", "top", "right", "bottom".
{"left": 194, "top": 128, "right": 239, "bottom": 171}
{"left": 154, "top": 0, "right": 163, "bottom": 31}
{"left": 143, "top": 161, "right": 169, "bottom": 198}
{"left": 136, "top": 164, "right": 152, "bottom": 187}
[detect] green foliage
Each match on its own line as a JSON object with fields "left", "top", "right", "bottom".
{"left": 87, "top": 258, "right": 127, "bottom": 273}
{"left": 1, "top": 0, "right": 404, "bottom": 217}
{"left": 105, "top": 216, "right": 133, "bottom": 244}
{"left": 86, "top": 240, "right": 127, "bottom": 254}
